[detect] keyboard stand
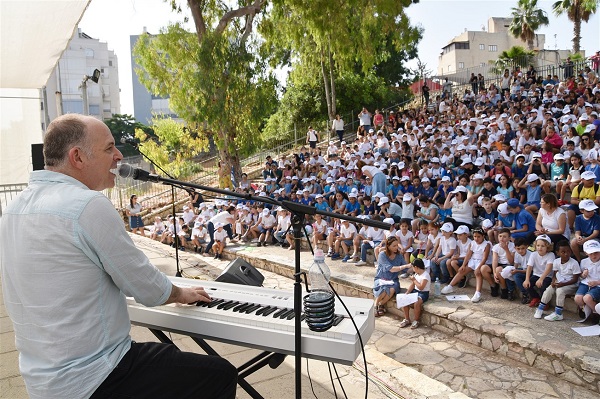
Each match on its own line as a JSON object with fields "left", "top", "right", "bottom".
{"left": 149, "top": 328, "right": 286, "bottom": 399}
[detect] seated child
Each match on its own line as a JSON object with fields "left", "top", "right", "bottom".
{"left": 399, "top": 258, "right": 430, "bottom": 329}
{"left": 449, "top": 225, "right": 472, "bottom": 285}
{"left": 488, "top": 228, "right": 515, "bottom": 299}
{"left": 514, "top": 234, "right": 555, "bottom": 308}
{"left": 441, "top": 228, "right": 491, "bottom": 303}
{"left": 574, "top": 240, "right": 600, "bottom": 319}
{"left": 534, "top": 240, "right": 581, "bottom": 321}
{"left": 212, "top": 222, "right": 228, "bottom": 259}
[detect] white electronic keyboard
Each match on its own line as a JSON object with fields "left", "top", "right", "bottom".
{"left": 127, "top": 277, "right": 375, "bottom": 365}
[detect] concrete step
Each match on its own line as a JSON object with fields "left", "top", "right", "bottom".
{"left": 219, "top": 242, "right": 600, "bottom": 394}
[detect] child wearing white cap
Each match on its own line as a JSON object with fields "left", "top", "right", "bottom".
{"left": 212, "top": 223, "right": 228, "bottom": 259}
{"left": 571, "top": 199, "right": 600, "bottom": 261}
{"left": 430, "top": 222, "right": 456, "bottom": 284}
{"left": 515, "top": 234, "right": 555, "bottom": 308}
{"left": 534, "top": 240, "right": 581, "bottom": 321}
{"left": 574, "top": 240, "right": 600, "bottom": 320}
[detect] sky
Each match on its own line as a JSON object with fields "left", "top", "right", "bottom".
{"left": 79, "top": 0, "right": 600, "bottom": 116}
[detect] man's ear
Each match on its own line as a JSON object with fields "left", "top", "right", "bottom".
{"left": 67, "top": 146, "right": 85, "bottom": 170}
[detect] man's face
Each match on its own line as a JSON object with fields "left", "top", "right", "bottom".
{"left": 82, "top": 119, "right": 123, "bottom": 191}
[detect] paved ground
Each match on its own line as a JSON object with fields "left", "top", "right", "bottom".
{"left": 2, "top": 233, "right": 599, "bottom": 398}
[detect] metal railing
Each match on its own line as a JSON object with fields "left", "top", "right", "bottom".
{"left": 0, "top": 183, "right": 28, "bottom": 216}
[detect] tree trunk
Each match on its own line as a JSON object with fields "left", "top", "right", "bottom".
{"left": 216, "top": 130, "right": 235, "bottom": 190}
{"left": 573, "top": 16, "right": 581, "bottom": 53}
{"left": 328, "top": 40, "right": 336, "bottom": 121}
{"left": 320, "top": 48, "right": 332, "bottom": 129}
{"left": 527, "top": 38, "right": 534, "bottom": 51}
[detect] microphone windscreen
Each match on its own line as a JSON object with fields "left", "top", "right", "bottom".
{"left": 117, "top": 163, "right": 135, "bottom": 178}
{"left": 120, "top": 137, "right": 127, "bottom": 144}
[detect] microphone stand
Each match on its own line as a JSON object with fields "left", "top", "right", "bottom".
{"left": 121, "top": 142, "right": 184, "bottom": 277}
{"left": 127, "top": 172, "right": 390, "bottom": 399}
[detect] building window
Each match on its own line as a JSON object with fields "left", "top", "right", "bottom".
{"left": 458, "top": 62, "right": 464, "bottom": 69}
{"left": 479, "top": 44, "right": 485, "bottom": 50}
{"left": 108, "top": 60, "right": 113, "bottom": 67}
{"left": 448, "top": 65, "right": 451, "bottom": 72}
{"left": 480, "top": 62, "right": 486, "bottom": 67}
{"left": 489, "top": 45, "right": 498, "bottom": 52}
{"left": 89, "top": 105, "right": 100, "bottom": 115}
{"left": 455, "top": 42, "right": 470, "bottom": 50}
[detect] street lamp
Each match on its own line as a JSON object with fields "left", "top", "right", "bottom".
{"left": 79, "top": 68, "right": 100, "bottom": 115}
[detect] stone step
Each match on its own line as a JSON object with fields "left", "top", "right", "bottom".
{"left": 219, "top": 243, "right": 600, "bottom": 394}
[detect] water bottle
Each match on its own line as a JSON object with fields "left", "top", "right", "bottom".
{"left": 434, "top": 278, "right": 441, "bottom": 297}
{"left": 304, "top": 249, "right": 335, "bottom": 332}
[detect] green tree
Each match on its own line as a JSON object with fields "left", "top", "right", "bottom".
{"left": 509, "top": 0, "right": 549, "bottom": 50}
{"left": 490, "top": 46, "right": 536, "bottom": 75}
{"left": 135, "top": 116, "right": 206, "bottom": 179}
{"left": 133, "top": 1, "right": 277, "bottom": 186}
{"left": 104, "top": 114, "right": 153, "bottom": 157}
{"left": 261, "top": 0, "right": 421, "bottom": 122}
{"left": 552, "top": 0, "right": 599, "bottom": 53}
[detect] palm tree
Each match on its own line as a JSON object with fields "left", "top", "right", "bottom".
{"left": 552, "top": 0, "right": 599, "bottom": 53}
{"left": 490, "top": 46, "right": 536, "bottom": 75}
{"left": 509, "top": 0, "right": 550, "bottom": 50}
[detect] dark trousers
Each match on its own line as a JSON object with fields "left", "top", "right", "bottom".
{"left": 90, "top": 342, "right": 237, "bottom": 399}
{"left": 513, "top": 274, "right": 552, "bottom": 300}
{"left": 205, "top": 222, "right": 233, "bottom": 254}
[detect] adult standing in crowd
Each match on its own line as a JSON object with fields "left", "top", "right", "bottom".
{"left": 331, "top": 114, "right": 345, "bottom": 143}
{"left": 306, "top": 125, "right": 320, "bottom": 149}
{"left": 0, "top": 114, "right": 237, "bottom": 399}
{"left": 204, "top": 205, "right": 236, "bottom": 256}
{"left": 360, "top": 160, "right": 387, "bottom": 199}
{"left": 358, "top": 107, "right": 372, "bottom": 133}
{"left": 443, "top": 185, "right": 475, "bottom": 229}
{"left": 126, "top": 194, "right": 145, "bottom": 236}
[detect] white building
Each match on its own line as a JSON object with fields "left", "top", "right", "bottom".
{"left": 130, "top": 28, "right": 178, "bottom": 124}
{"left": 43, "top": 28, "right": 120, "bottom": 128}
{"left": 437, "top": 17, "right": 546, "bottom": 77}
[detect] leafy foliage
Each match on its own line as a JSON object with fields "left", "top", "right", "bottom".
{"left": 490, "top": 46, "right": 536, "bottom": 75}
{"left": 135, "top": 116, "right": 205, "bottom": 179}
{"left": 509, "top": 0, "right": 549, "bottom": 50}
{"left": 104, "top": 114, "right": 153, "bottom": 157}
{"left": 552, "top": 0, "right": 599, "bottom": 52}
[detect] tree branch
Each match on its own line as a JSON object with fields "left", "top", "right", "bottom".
{"left": 215, "top": 0, "right": 264, "bottom": 36}
{"left": 187, "top": 0, "right": 206, "bottom": 41}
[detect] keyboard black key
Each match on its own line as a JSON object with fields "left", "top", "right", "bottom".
{"left": 217, "top": 300, "right": 233, "bottom": 310}
{"left": 255, "top": 306, "right": 271, "bottom": 316}
{"left": 221, "top": 301, "right": 239, "bottom": 311}
{"left": 196, "top": 301, "right": 209, "bottom": 307}
{"left": 279, "top": 309, "right": 294, "bottom": 319}
{"left": 300, "top": 314, "right": 306, "bottom": 321}
{"left": 286, "top": 311, "right": 296, "bottom": 320}
{"left": 262, "top": 307, "right": 278, "bottom": 316}
{"left": 244, "top": 304, "right": 262, "bottom": 314}
{"left": 233, "top": 302, "right": 249, "bottom": 312}
{"left": 273, "top": 308, "right": 288, "bottom": 318}
{"left": 333, "top": 315, "right": 344, "bottom": 326}
{"left": 235, "top": 303, "right": 253, "bottom": 313}
{"left": 207, "top": 299, "right": 225, "bottom": 308}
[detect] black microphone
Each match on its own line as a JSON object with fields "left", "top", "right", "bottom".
{"left": 120, "top": 137, "right": 138, "bottom": 146}
{"left": 117, "top": 163, "right": 159, "bottom": 182}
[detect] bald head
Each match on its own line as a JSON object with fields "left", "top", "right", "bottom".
{"left": 43, "top": 114, "right": 99, "bottom": 167}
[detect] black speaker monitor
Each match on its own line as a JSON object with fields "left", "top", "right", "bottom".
{"left": 32, "top": 143, "right": 44, "bottom": 171}
{"left": 215, "top": 258, "right": 264, "bottom": 287}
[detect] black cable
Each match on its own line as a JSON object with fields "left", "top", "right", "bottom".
{"left": 306, "top": 357, "right": 319, "bottom": 399}
{"left": 327, "top": 362, "right": 338, "bottom": 399}
{"left": 329, "top": 281, "right": 369, "bottom": 399}
{"left": 331, "top": 363, "right": 348, "bottom": 399}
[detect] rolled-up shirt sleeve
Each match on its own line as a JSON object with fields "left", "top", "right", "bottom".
{"left": 78, "top": 195, "right": 171, "bottom": 307}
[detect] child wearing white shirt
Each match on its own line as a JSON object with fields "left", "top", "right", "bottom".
{"left": 574, "top": 239, "right": 600, "bottom": 320}
{"left": 535, "top": 240, "right": 581, "bottom": 320}
{"left": 516, "top": 235, "right": 555, "bottom": 308}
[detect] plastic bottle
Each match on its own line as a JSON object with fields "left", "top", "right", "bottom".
{"left": 434, "top": 278, "right": 441, "bottom": 297}
{"left": 304, "top": 249, "right": 335, "bottom": 332}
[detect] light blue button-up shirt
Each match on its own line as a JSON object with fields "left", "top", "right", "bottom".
{"left": 1, "top": 171, "right": 172, "bottom": 398}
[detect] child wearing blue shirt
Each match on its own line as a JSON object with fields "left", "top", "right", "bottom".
{"left": 518, "top": 173, "right": 542, "bottom": 215}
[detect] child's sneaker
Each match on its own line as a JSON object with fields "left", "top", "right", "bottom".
{"left": 331, "top": 253, "right": 341, "bottom": 260}
{"left": 399, "top": 319, "right": 411, "bottom": 328}
{"left": 326, "top": 250, "right": 333, "bottom": 257}
{"left": 534, "top": 308, "right": 543, "bottom": 319}
{"left": 490, "top": 284, "right": 500, "bottom": 297}
{"left": 544, "top": 312, "right": 563, "bottom": 321}
{"left": 355, "top": 260, "right": 367, "bottom": 266}
{"left": 441, "top": 285, "right": 454, "bottom": 294}
{"left": 520, "top": 293, "right": 530, "bottom": 304}
{"left": 500, "top": 288, "right": 508, "bottom": 299}
{"left": 341, "top": 254, "right": 351, "bottom": 262}
{"left": 529, "top": 298, "right": 541, "bottom": 308}
{"left": 459, "top": 276, "right": 470, "bottom": 288}
{"left": 471, "top": 292, "right": 482, "bottom": 303}
{"left": 508, "top": 290, "right": 516, "bottom": 301}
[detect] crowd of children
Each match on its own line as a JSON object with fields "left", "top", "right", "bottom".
{"left": 139, "top": 60, "right": 600, "bottom": 327}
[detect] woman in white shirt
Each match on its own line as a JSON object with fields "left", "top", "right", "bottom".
{"left": 536, "top": 194, "right": 570, "bottom": 242}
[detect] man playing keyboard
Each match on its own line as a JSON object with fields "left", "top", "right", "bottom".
{"left": 1, "top": 114, "right": 237, "bottom": 399}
